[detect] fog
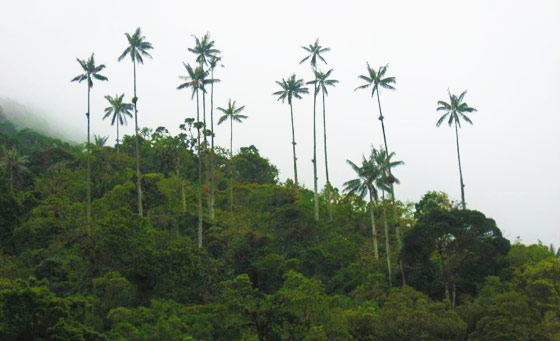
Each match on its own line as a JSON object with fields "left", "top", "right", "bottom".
{"left": 1, "top": 0, "right": 559, "bottom": 245}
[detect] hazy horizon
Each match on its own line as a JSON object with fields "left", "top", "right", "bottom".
{"left": 1, "top": 0, "right": 559, "bottom": 245}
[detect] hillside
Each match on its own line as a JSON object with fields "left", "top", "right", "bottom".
{"left": 1, "top": 116, "right": 559, "bottom": 340}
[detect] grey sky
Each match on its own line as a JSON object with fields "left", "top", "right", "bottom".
{"left": 1, "top": 0, "right": 559, "bottom": 245}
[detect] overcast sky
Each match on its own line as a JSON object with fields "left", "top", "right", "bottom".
{"left": 1, "top": 0, "right": 559, "bottom": 245}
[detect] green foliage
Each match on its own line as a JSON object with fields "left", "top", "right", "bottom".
{"left": 0, "top": 116, "right": 556, "bottom": 339}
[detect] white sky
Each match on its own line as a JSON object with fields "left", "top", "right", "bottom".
{"left": 1, "top": 0, "right": 559, "bottom": 245}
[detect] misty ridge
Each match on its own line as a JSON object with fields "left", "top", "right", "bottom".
{"left": 0, "top": 97, "right": 82, "bottom": 142}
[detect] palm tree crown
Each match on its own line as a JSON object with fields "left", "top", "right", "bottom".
{"left": 178, "top": 63, "right": 209, "bottom": 99}
{"left": 118, "top": 27, "right": 153, "bottom": 64}
{"left": 188, "top": 33, "right": 220, "bottom": 67}
{"left": 0, "top": 147, "right": 29, "bottom": 192}
{"left": 94, "top": 135, "right": 108, "bottom": 147}
{"left": 71, "top": 53, "right": 108, "bottom": 88}
{"left": 307, "top": 69, "right": 338, "bottom": 94}
{"left": 355, "top": 63, "right": 396, "bottom": 98}
{"left": 372, "top": 148, "right": 404, "bottom": 191}
{"left": 103, "top": 94, "right": 133, "bottom": 126}
{"left": 300, "top": 39, "right": 330, "bottom": 70}
{"left": 436, "top": 90, "right": 477, "bottom": 127}
{"left": 273, "top": 75, "right": 309, "bottom": 105}
{"left": 217, "top": 99, "right": 247, "bottom": 125}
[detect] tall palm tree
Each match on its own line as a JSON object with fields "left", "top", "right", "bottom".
{"left": 217, "top": 99, "right": 247, "bottom": 211}
{"left": 344, "top": 149, "right": 386, "bottom": 261}
{"left": 94, "top": 135, "right": 109, "bottom": 147}
{"left": 273, "top": 75, "right": 309, "bottom": 187}
{"left": 308, "top": 69, "right": 338, "bottom": 220}
{"left": 189, "top": 33, "right": 220, "bottom": 220}
{"left": 356, "top": 63, "right": 407, "bottom": 283}
{"left": 0, "top": 147, "right": 29, "bottom": 193}
{"left": 208, "top": 55, "right": 222, "bottom": 221}
{"left": 373, "top": 148, "right": 404, "bottom": 287}
{"left": 178, "top": 63, "right": 208, "bottom": 249}
{"left": 301, "top": 39, "right": 330, "bottom": 223}
{"left": 103, "top": 94, "right": 133, "bottom": 152}
{"left": 118, "top": 27, "right": 153, "bottom": 218}
{"left": 436, "top": 90, "right": 477, "bottom": 210}
{"left": 71, "top": 53, "right": 108, "bottom": 223}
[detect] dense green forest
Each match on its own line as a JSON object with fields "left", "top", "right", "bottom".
{"left": 1, "top": 108, "right": 560, "bottom": 340}
{"left": 1, "top": 29, "right": 560, "bottom": 340}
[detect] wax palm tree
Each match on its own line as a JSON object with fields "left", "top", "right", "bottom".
{"left": 344, "top": 150, "right": 386, "bottom": 261}
{"left": 71, "top": 53, "right": 108, "bottom": 223}
{"left": 301, "top": 39, "right": 330, "bottom": 223}
{"left": 373, "top": 147, "right": 404, "bottom": 287}
{"left": 118, "top": 27, "right": 153, "bottom": 218}
{"left": 0, "top": 147, "right": 29, "bottom": 193}
{"left": 436, "top": 90, "right": 477, "bottom": 210}
{"left": 94, "top": 135, "right": 108, "bottom": 147}
{"left": 308, "top": 69, "right": 338, "bottom": 220}
{"left": 273, "top": 75, "right": 309, "bottom": 187}
{"left": 356, "top": 63, "right": 407, "bottom": 283}
{"left": 207, "top": 55, "right": 222, "bottom": 220}
{"left": 217, "top": 99, "right": 247, "bottom": 211}
{"left": 103, "top": 94, "right": 133, "bottom": 152}
{"left": 189, "top": 34, "right": 220, "bottom": 220}
{"left": 178, "top": 63, "right": 208, "bottom": 249}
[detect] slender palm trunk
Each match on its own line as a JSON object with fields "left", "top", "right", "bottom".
{"left": 382, "top": 196, "right": 392, "bottom": 288}
{"left": 196, "top": 90, "right": 203, "bottom": 249}
{"left": 369, "top": 192, "right": 379, "bottom": 260}
{"left": 229, "top": 118, "right": 234, "bottom": 212}
{"left": 209, "top": 68, "right": 216, "bottom": 220}
{"left": 454, "top": 121, "right": 466, "bottom": 210}
{"left": 376, "top": 89, "right": 405, "bottom": 285}
{"left": 202, "top": 89, "right": 212, "bottom": 220}
{"left": 86, "top": 84, "right": 91, "bottom": 227}
{"left": 133, "top": 60, "right": 143, "bottom": 217}
{"left": 289, "top": 102, "right": 299, "bottom": 186}
{"left": 312, "top": 83, "right": 319, "bottom": 223}
{"left": 322, "top": 90, "right": 332, "bottom": 221}
{"left": 116, "top": 119, "right": 120, "bottom": 153}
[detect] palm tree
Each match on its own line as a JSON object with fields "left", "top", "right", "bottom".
{"left": 273, "top": 75, "right": 309, "bottom": 187}
{"left": 356, "top": 63, "right": 408, "bottom": 283}
{"left": 308, "top": 69, "right": 338, "bottom": 220}
{"left": 178, "top": 63, "right": 208, "bottom": 249}
{"left": 301, "top": 39, "right": 330, "bottom": 223}
{"left": 71, "top": 53, "right": 108, "bottom": 223}
{"left": 189, "top": 34, "right": 220, "bottom": 220}
{"left": 103, "top": 94, "right": 133, "bottom": 152}
{"left": 94, "top": 135, "right": 109, "bottom": 147}
{"left": 118, "top": 27, "right": 153, "bottom": 218}
{"left": 217, "top": 99, "right": 247, "bottom": 211}
{"left": 344, "top": 149, "right": 385, "bottom": 261}
{"left": 208, "top": 55, "right": 222, "bottom": 221}
{"left": 372, "top": 148, "right": 404, "bottom": 287}
{"left": 436, "top": 90, "right": 477, "bottom": 210}
{"left": 0, "top": 147, "right": 29, "bottom": 193}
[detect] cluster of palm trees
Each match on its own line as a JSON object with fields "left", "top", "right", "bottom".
{"left": 177, "top": 33, "right": 248, "bottom": 248}
{"left": 273, "top": 40, "right": 477, "bottom": 286}
{"left": 68, "top": 30, "right": 478, "bottom": 258}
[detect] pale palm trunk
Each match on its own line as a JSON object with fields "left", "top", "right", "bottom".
{"left": 209, "top": 68, "right": 216, "bottom": 220}
{"left": 196, "top": 90, "right": 203, "bottom": 249}
{"left": 116, "top": 118, "right": 120, "bottom": 153}
{"left": 289, "top": 102, "right": 299, "bottom": 186}
{"left": 322, "top": 90, "right": 332, "bottom": 221}
{"left": 375, "top": 89, "right": 405, "bottom": 285}
{"left": 133, "top": 60, "right": 143, "bottom": 217}
{"left": 312, "top": 83, "right": 319, "bottom": 223}
{"left": 369, "top": 191, "right": 379, "bottom": 260}
{"left": 381, "top": 193, "right": 392, "bottom": 288}
{"left": 86, "top": 83, "right": 91, "bottom": 228}
{"left": 229, "top": 117, "right": 234, "bottom": 212}
{"left": 454, "top": 120, "right": 466, "bottom": 210}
